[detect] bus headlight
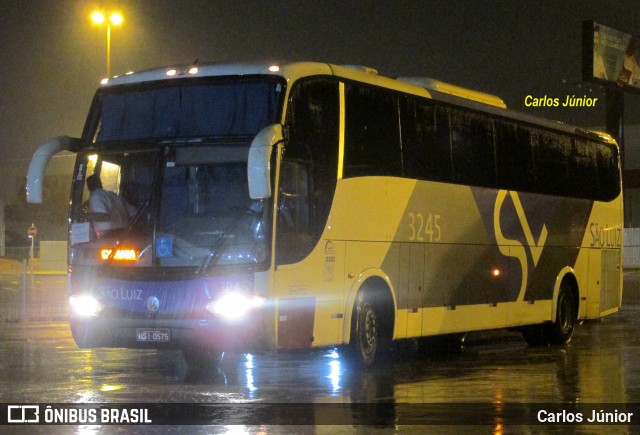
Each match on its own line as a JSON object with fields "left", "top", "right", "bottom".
{"left": 69, "top": 295, "right": 103, "bottom": 317}
{"left": 206, "top": 293, "right": 265, "bottom": 320}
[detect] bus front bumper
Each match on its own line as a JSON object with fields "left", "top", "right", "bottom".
{"left": 69, "top": 314, "right": 273, "bottom": 353}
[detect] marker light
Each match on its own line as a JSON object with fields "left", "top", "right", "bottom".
{"left": 166, "top": 69, "right": 177, "bottom": 76}
{"left": 268, "top": 65, "right": 280, "bottom": 72}
{"left": 188, "top": 67, "right": 199, "bottom": 75}
{"left": 492, "top": 268, "right": 501, "bottom": 277}
{"left": 206, "top": 293, "right": 265, "bottom": 320}
{"left": 70, "top": 295, "right": 103, "bottom": 317}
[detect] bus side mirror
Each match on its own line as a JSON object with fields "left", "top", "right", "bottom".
{"left": 26, "top": 136, "right": 78, "bottom": 203}
{"left": 248, "top": 124, "right": 284, "bottom": 199}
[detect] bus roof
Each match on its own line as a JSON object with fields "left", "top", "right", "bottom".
{"left": 101, "top": 61, "right": 617, "bottom": 146}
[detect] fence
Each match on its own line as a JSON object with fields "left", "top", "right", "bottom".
{"left": 0, "top": 260, "right": 68, "bottom": 324}
{"left": 1, "top": 241, "right": 68, "bottom": 324}
{"left": 4, "top": 240, "right": 67, "bottom": 272}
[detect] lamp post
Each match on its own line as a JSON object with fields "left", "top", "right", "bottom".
{"left": 91, "top": 11, "right": 123, "bottom": 78}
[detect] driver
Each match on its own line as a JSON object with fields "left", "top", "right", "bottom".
{"left": 85, "top": 174, "right": 130, "bottom": 238}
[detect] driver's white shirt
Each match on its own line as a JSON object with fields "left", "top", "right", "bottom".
{"left": 89, "top": 188, "right": 130, "bottom": 233}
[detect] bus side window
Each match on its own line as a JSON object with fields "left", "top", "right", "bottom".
{"left": 343, "top": 83, "right": 401, "bottom": 177}
{"left": 596, "top": 142, "right": 621, "bottom": 201}
{"left": 495, "top": 121, "right": 534, "bottom": 192}
{"left": 400, "top": 97, "right": 452, "bottom": 182}
{"left": 532, "top": 131, "right": 570, "bottom": 197}
{"left": 568, "top": 139, "right": 597, "bottom": 199}
{"left": 449, "top": 109, "right": 496, "bottom": 188}
{"left": 278, "top": 161, "right": 312, "bottom": 255}
{"left": 277, "top": 79, "right": 339, "bottom": 265}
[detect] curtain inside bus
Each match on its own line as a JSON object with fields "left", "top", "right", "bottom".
{"left": 96, "top": 81, "right": 282, "bottom": 142}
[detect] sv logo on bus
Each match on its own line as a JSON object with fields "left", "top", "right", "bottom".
{"left": 494, "top": 190, "right": 548, "bottom": 299}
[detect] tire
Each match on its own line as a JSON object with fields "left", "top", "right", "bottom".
{"left": 352, "top": 299, "right": 380, "bottom": 368}
{"left": 521, "top": 282, "right": 577, "bottom": 346}
{"left": 547, "top": 283, "right": 577, "bottom": 345}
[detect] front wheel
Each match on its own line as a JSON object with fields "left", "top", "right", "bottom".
{"left": 351, "top": 299, "right": 381, "bottom": 368}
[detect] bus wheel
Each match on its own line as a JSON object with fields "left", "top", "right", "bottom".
{"left": 522, "top": 282, "right": 577, "bottom": 347}
{"left": 352, "top": 299, "right": 379, "bottom": 368}
{"left": 547, "top": 283, "right": 577, "bottom": 345}
{"left": 182, "top": 347, "right": 223, "bottom": 371}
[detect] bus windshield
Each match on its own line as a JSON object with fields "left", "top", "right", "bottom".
{"left": 68, "top": 76, "right": 283, "bottom": 271}
{"left": 69, "top": 147, "right": 270, "bottom": 270}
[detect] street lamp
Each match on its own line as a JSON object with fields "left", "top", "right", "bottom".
{"left": 91, "top": 11, "right": 124, "bottom": 78}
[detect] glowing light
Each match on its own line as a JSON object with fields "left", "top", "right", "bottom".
{"left": 207, "top": 293, "right": 264, "bottom": 320}
{"left": 99, "top": 384, "right": 121, "bottom": 392}
{"left": 268, "top": 65, "right": 280, "bottom": 72}
{"left": 326, "top": 348, "right": 340, "bottom": 359}
{"left": 188, "top": 67, "right": 199, "bottom": 75}
{"left": 109, "top": 13, "right": 123, "bottom": 26}
{"left": 69, "top": 295, "right": 103, "bottom": 317}
{"left": 100, "top": 78, "right": 109, "bottom": 85}
{"left": 100, "top": 248, "right": 138, "bottom": 261}
{"left": 91, "top": 11, "right": 105, "bottom": 24}
{"left": 492, "top": 268, "right": 501, "bottom": 277}
{"left": 245, "top": 354, "right": 257, "bottom": 394}
{"left": 166, "top": 69, "right": 177, "bottom": 76}
{"left": 327, "top": 360, "right": 342, "bottom": 393}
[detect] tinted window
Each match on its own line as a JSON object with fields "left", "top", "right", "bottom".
{"left": 495, "top": 121, "right": 534, "bottom": 192}
{"left": 400, "top": 97, "right": 452, "bottom": 182}
{"left": 597, "top": 142, "right": 621, "bottom": 200}
{"left": 532, "top": 131, "right": 570, "bottom": 196}
{"left": 344, "top": 84, "right": 401, "bottom": 177}
{"left": 278, "top": 79, "right": 339, "bottom": 265}
{"left": 449, "top": 109, "right": 496, "bottom": 187}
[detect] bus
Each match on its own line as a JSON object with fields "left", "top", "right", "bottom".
{"left": 26, "top": 61, "right": 623, "bottom": 368}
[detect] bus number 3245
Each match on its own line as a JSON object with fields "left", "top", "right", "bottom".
{"left": 408, "top": 212, "right": 442, "bottom": 242}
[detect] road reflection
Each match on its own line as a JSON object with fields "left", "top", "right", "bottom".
{"left": 1, "top": 277, "right": 639, "bottom": 431}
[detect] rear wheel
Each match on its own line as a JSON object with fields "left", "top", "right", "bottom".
{"left": 547, "top": 283, "right": 577, "bottom": 345}
{"left": 522, "top": 281, "right": 577, "bottom": 346}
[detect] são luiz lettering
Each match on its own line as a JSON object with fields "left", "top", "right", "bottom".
{"left": 537, "top": 409, "right": 633, "bottom": 423}
{"left": 524, "top": 95, "right": 599, "bottom": 107}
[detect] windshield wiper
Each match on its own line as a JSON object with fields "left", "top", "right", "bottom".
{"left": 196, "top": 218, "right": 242, "bottom": 274}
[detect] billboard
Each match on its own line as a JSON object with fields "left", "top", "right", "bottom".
{"left": 583, "top": 20, "right": 640, "bottom": 92}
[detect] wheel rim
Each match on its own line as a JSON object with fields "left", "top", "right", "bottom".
{"left": 364, "top": 309, "right": 377, "bottom": 348}
{"left": 359, "top": 304, "right": 377, "bottom": 358}
{"left": 558, "top": 293, "right": 574, "bottom": 335}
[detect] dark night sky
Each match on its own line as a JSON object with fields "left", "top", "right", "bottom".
{"left": 1, "top": 0, "right": 640, "bottom": 203}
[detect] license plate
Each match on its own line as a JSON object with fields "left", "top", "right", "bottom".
{"left": 136, "top": 328, "right": 170, "bottom": 342}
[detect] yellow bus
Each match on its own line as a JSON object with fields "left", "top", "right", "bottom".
{"left": 26, "top": 62, "right": 622, "bottom": 368}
